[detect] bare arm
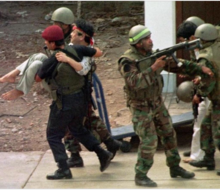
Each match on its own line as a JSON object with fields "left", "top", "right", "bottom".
{"left": 55, "top": 52, "right": 83, "bottom": 71}
{"left": 55, "top": 47, "right": 102, "bottom": 74}
{"left": 150, "top": 55, "right": 166, "bottom": 71}
{"left": 93, "top": 47, "right": 103, "bottom": 57}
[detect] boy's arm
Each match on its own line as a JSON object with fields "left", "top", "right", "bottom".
{"left": 56, "top": 46, "right": 102, "bottom": 76}
{"left": 55, "top": 52, "right": 83, "bottom": 71}
{"left": 56, "top": 52, "right": 91, "bottom": 76}
{"left": 93, "top": 47, "right": 103, "bottom": 57}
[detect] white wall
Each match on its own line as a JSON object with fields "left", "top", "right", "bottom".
{"left": 144, "top": 1, "right": 176, "bottom": 92}
{"left": 144, "top": 1, "right": 176, "bottom": 49}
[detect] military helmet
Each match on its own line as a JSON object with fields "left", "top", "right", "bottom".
{"left": 176, "top": 81, "right": 194, "bottom": 103}
{"left": 195, "top": 23, "right": 218, "bottom": 41}
{"left": 185, "top": 16, "right": 205, "bottom": 27}
{"left": 128, "top": 25, "right": 151, "bottom": 45}
{"left": 51, "top": 7, "right": 75, "bottom": 25}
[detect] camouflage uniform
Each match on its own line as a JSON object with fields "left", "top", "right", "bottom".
{"left": 197, "top": 41, "right": 220, "bottom": 151}
{"left": 185, "top": 41, "right": 220, "bottom": 152}
{"left": 118, "top": 46, "right": 181, "bottom": 176}
{"left": 178, "top": 40, "right": 220, "bottom": 170}
{"left": 177, "top": 44, "right": 217, "bottom": 158}
{"left": 188, "top": 49, "right": 212, "bottom": 160}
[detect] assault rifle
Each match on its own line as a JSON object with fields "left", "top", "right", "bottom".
{"left": 135, "top": 39, "right": 202, "bottom": 66}
{"left": 85, "top": 60, "right": 97, "bottom": 129}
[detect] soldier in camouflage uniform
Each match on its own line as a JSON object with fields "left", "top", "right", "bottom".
{"left": 118, "top": 24, "right": 196, "bottom": 187}
{"left": 36, "top": 25, "right": 114, "bottom": 179}
{"left": 177, "top": 16, "right": 213, "bottom": 164}
{"left": 178, "top": 23, "right": 220, "bottom": 175}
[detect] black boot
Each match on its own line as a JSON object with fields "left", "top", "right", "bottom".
{"left": 94, "top": 145, "right": 113, "bottom": 172}
{"left": 47, "top": 160, "right": 72, "bottom": 180}
{"left": 189, "top": 153, "right": 215, "bottom": 170}
{"left": 67, "top": 152, "right": 84, "bottom": 168}
{"left": 170, "top": 166, "right": 195, "bottom": 179}
{"left": 135, "top": 174, "right": 157, "bottom": 187}
{"left": 104, "top": 138, "right": 121, "bottom": 160}
{"left": 217, "top": 170, "right": 220, "bottom": 176}
{"left": 46, "top": 168, "right": 72, "bottom": 180}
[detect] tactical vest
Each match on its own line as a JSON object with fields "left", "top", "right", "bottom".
{"left": 119, "top": 47, "right": 164, "bottom": 102}
{"left": 48, "top": 45, "right": 84, "bottom": 108}
{"left": 198, "top": 41, "right": 220, "bottom": 101}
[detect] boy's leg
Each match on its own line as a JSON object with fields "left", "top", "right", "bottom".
{"left": 1, "top": 89, "right": 24, "bottom": 100}
{"left": 0, "top": 53, "right": 41, "bottom": 83}
{"left": 1, "top": 53, "right": 47, "bottom": 100}
{"left": 0, "top": 69, "right": 20, "bottom": 83}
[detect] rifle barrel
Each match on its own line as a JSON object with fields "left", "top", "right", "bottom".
{"left": 136, "top": 39, "right": 202, "bottom": 63}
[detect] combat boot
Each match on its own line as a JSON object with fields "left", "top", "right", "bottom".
{"left": 94, "top": 145, "right": 113, "bottom": 172}
{"left": 189, "top": 153, "right": 215, "bottom": 170}
{"left": 104, "top": 138, "right": 121, "bottom": 160}
{"left": 46, "top": 168, "right": 72, "bottom": 180}
{"left": 47, "top": 160, "right": 72, "bottom": 180}
{"left": 67, "top": 152, "right": 84, "bottom": 168}
{"left": 170, "top": 166, "right": 195, "bottom": 179}
{"left": 135, "top": 174, "right": 157, "bottom": 187}
{"left": 217, "top": 170, "right": 220, "bottom": 176}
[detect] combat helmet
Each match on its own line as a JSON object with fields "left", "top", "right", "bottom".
{"left": 51, "top": 7, "right": 75, "bottom": 25}
{"left": 195, "top": 23, "right": 218, "bottom": 41}
{"left": 129, "top": 25, "right": 151, "bottom": 45}
{"left": 176, "top": 81, "right": 194, "bottom": 103}
{"left": 185, "top": 16, "right": 205, "bottom": 27}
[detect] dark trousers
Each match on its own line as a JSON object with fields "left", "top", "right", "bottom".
{"left": 46, "top": 91, "right": 100, "bottom": 164}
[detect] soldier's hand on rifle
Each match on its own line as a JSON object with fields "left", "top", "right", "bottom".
{"left": 165, "top": 56, "right": 175, "bottom": 66}
{"left": 55, "top": 52, "right": 69, "bottom": 63}
{"left": 201, "top": 66, "right": 214, "bottom": 77}
{"left": 151, "top": 55, "right": 167, "bottom": 71}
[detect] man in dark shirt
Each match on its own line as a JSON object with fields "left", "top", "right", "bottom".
{"left": 56, "top": 19, "right": 122, "bottom": 168}
{"left": 36, "top": 25, "right": 113, "bottom": 180}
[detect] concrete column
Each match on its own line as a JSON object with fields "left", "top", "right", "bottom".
{"left": 144, "top": 1, "right": 176, "bottom": 92}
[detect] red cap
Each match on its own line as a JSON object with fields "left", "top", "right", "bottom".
{"left": 42, "top": 25, "right": 64, "bottom": 41}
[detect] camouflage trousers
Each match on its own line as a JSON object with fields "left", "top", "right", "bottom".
{"left": 64, "top": 109, "right": 111, "bottom": 153}
{"left": 129, "top": 98, "right": 181, "bottom": 176}
{"left": 200, "top": 101, "right": 220, "bottom": 154}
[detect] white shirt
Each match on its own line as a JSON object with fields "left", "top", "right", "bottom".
{"left": 69, "top": 42, "right": 92, "bottom": 76}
